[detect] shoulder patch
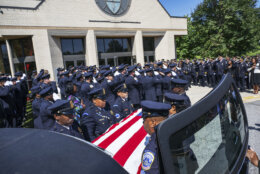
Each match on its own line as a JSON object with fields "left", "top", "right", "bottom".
{"left": 115, "top": 113, "right": 120, "bottom": 119}
{"left": 142, "top": 151, "right": 155, "bottom": 171}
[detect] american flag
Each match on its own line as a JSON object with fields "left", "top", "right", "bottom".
{"left": 92, "top": 109, "right": 147, "bottom": 174}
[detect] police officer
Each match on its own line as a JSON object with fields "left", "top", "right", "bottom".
{"left": 141, "top": 100, "right": 171, "bottom": 174}
{"left": 48, "top": 100, "right": 84, "bottom": 139}
{"left": 170, "top": 79, "right": 191, "bottom": 107}
{"left": 125, "top": 66, "right": 141, "bottom": 109}
{"left": 164, "top": 92, "right": 188, "bottom": 116}
{"left": 37, "top": 86, "right": 54, "bottom": 129}
{"left": 101, "top": 70, "right": 120, "bottom": 107}
{"left": 80, "top": 72, "right": 95, "bottom": 107}
{"left": 58, "top": 71, "right": 69, "bottom": 99}
{"left": 142, "top": 68, "right": 161, "bottom": 101}
{"left": 162, "top": 69, "right": 172, "bottom": 94}
{"left": 112, "top": 83, "right": 134, "bottom": 122}
{"left": 30, "top": 85, "right": 42, "bottom": 119}
{"left": 197, "top": 59, "right": 206, "bottom": 87}
{"left": 80, "top": 88, "right": 116, "bottom": 141}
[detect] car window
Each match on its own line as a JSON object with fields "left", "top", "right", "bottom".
{"left": 168, "top": 84, "right": 247, "bottom": 174}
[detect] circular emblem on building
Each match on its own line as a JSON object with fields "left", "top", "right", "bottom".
{"left": 95, "top": 0, "right": 131, "bottom": 16}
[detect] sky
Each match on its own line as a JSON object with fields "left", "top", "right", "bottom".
{"left": 159, "top": 0, "right": 260, "bottom": 17}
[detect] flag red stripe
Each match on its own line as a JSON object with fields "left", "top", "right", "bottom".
{"left": 137, "top": 163, "right": 142, "bottom": 174}
{"left": 113, "top": 126, "right": 147, "bottom": 166}
{"left": 98, "top": 116, "right": 141, "bottom": 149}
{"left": 92, "top": 110, "right": 139, "bottom": 144}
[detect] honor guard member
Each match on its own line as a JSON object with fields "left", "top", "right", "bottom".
{"left": 198, "top": 59, "right": 206, "bottom": 87}
{"left": 125, "top": 66, "right": 141, "bottom": 109}
{"left": 154, "top": 68, "right": 163, "bottom": 102}
{"left": 170, "top": 79, "right": 191, "bottom": 107}
{"left": 59, "top": 71, "right": 69, "bottom": 99}
{"left": 141, "top": 101, "right": 171, "bottom": 174}
{"left": 162, "top": 69, "right": 172, "bottom": 94}
{"left": 142, "top": 68, "right": 161, "bottom": 102}
{"left": 75, "top": 73, "right": 84, "bottom": 97}
{"left": 80, "top": 72, "right": 95, "bottom": 107}
{"left": 80, "top": 88, "right": 116, "bottom": 141}
{"left": 112, "top": 84, "right": 134, "bottom": 122}
{"left": 48, "top": 100, "right": 84, "bottom": 139}
{"left": 37, "top": 87, "right": 54, "bottom": 129}
{"left": 101, "top": 70, "right": 120, "bottom": 107}
{"left": 0, "top": 76, "right": 16, "bottom": 128}
{"left": 30, "top": 86, "right": 42, "bottom": 119}
{"left": 164, "top": 93, "right": 188, "bottom": 116}
{"left": 40, "top": 74, "right": 58, "bottom": 94}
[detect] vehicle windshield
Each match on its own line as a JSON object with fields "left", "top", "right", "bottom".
{"left": 169, "top": 84, "right": 246, "bottom": 174}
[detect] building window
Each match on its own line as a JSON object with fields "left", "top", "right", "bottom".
{"left": 10, "top": 37, "right": 34, "bottom": 58}
{"left": 143, "top": 37, "right": 155, "bottom": 51}
{"left": 0, "top": 42, "right": 11, "bottom": 74}
{"left": 61, "top": 38, "right": 84, "bottom": 55}
{"left": 97, "top": 38, "right": 132, "bottom": 53}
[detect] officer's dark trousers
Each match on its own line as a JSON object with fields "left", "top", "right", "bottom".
{"left": 192, "top": 75, "right": 198, "bottom": 85}
{"left": 239, "top": 77, "right": 246, "bottom": 91}
{"left": 208, "top": 75, "right": 216, "bottom": 87}
{"left": 198, "top": 75, "right": 205, "bottom": 87}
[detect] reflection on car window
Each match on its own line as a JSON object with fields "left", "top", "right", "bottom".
{"left": 169, "top": 85, "right": 246, "bottom": 174}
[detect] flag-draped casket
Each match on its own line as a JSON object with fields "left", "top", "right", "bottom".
{"left": 92, "top": 109, "right": 147, "bottom": 174}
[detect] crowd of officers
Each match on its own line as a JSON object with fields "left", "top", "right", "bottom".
{"left": 0, "top": 55, "right": 259, "bottom": 173}
{"left": 0, "top": 55, "right": 259, "bottom": 132}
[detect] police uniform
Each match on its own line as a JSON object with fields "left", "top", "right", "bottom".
{"left": 140, "top": 101, "right": 171, "bottom": 174}
{"left": 48, "top": 100, "right": 84, "bottom": 139}
{"left": 170, "top": 79, "right": 191, "bottom": 107}
{"left": 30, "top": 86, "right": 42, "bottom": 118}
{"left": 112, "top": 84, "right": 134, "bottom": 122}
{"left": 80, "top": 88, "right": 116, "bottom": 141}
{"left": 101, "top": 70, "right": 120, "bottom": 107}
{"left": 59, "top": 71, "right": 69, "bottom": 99}
{"left": 164, "top": 92, "right": 187, "bottom": 114}
{"left": 125, "top": 66, "right": 141, "bottom": 107}
{"left": 142, "top": 69, "right": 161, "bottom": 101}
{"left": 37, "top": 87, "right": 54, "bottom": 129}
{"left": 80, "top": 72, "right": 96, "bottom": 107}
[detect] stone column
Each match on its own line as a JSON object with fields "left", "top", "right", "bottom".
{"left": 155, "top": 31, "right": 176, "bottom": 61}
{"left": 86, "top": 30, "right": 98, "bottom": 66}
{"left": 134, "top": 30, "right": 144, "bottom": 66}
{"left": 32, "top": 30, "right": 56, "bottom": 81}
{"left": 5, "top": 40, "right": 15, "bottom": 76}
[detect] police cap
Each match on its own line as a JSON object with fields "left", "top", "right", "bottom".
{"left": 48, "top": 100, "right": 74, "bottom": 115}
{"left": 127, "top": 66, "right": 136, "bottom": 73}
{"left": 88, "top": 88, "right": 106, "bottom": 100}
{"left": 84, "top": 72, "right": 93, "bottom": 78}
{"left": 171, "top": 79, "right": 188, "bottom": 88}
{"left": 39, "top": 86, "right": 53, "bottom": 97}
{"left": 0, "top": 76, "right": 7, "bottom": 82}
{"left": 104, "top": 70, "right": 113, "bottom": 77}
{"left": 31, "top": 85, "right": 41, "bottom": 95}
{"left": 145, "top": 68, "right": 153, "bottom": 73}
{"left": 14, "top": 71, "right": 23, "bottom": 77}
{"left": 42, "top": 74, "right": 50, "bottom": 80}
{"left": 164, "top": 93, "right": 186, "bottom": 106}
{"left": 114, "top": 83, "right": 128, "bottom": 93}
{"left": 141, "top": 101, "right": 171, "bottom": 119}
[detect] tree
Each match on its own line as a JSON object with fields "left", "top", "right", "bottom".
{"left": 176, "top": 0, "right": 260, "bottom": 58}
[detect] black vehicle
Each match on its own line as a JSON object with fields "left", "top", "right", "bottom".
{"left": 0, "top": 74, "right": 248, "bottom": 174}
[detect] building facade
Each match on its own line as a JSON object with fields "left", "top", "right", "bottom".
{"left": 0, "top": 0, "right": 187, "bottom": 80}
